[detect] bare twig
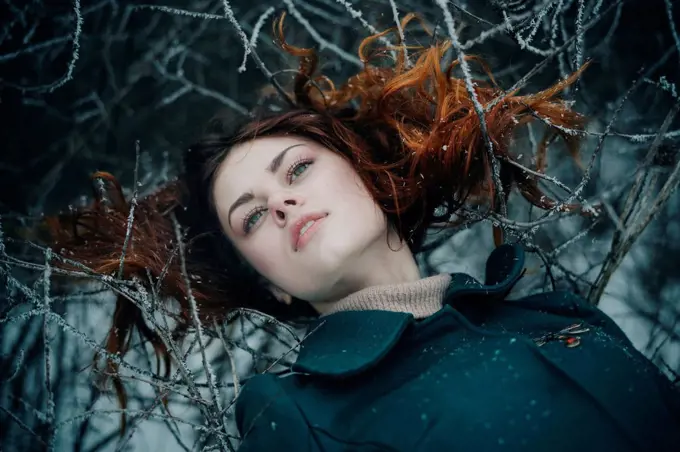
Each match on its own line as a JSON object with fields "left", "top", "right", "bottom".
{"left": 4, "top": 0, "right": 82, "bottom": 93}
{"left": 42, "top": 247, "right": 55, "bottom": 451}
{"left": 434, "top": 0, "right": 508, "bottom": 220}
{"left": 170, "top": 213, "right": 234, "bottom": 452}
{"left": 281, "top": 0, "right": 362, "bottom": 67}
{"left": 388, "top": 0, "right": 410, "bottom": 67}
{"left": 663, "top": 0, "right": 680, "bottom": 63}
{"left": 135, "top": 3, "right": 295, "bottom": 107}
{"left": 588, "top": 98, "right": 680, "bottom": 303}
{"left": 117, "top": 141, "right": 141, "bottom": 280}
{"left": 0, "top": 405, "right": 48, "bottom": 447}
{"left": 485, "top": 0, "right": 625, "bottom": 113}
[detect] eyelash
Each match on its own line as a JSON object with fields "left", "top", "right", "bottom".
{"left": 241, "top": 157, "right": 314, "bottom": 234}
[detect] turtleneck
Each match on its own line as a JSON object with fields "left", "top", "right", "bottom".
{"left": 320, "top": 273, "right": 452, "bottom": 319}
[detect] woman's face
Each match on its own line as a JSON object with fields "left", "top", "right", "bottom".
{"left": 212, "top": 135, "right": 419, "bottom": 312}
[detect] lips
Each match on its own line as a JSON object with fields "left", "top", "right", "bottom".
{"left": 291, "top": 212, "right": 327, "bottom": 251}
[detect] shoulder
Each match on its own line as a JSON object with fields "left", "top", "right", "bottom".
{"left": 235, "top": 373, "right": 312, "bottom": 450}
{"left": 506, "top": 290, "right": 632, "bottom": 342}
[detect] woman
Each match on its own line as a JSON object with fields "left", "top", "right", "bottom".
{"left": 43, "top": 13, "right": 680, "bottom": 451}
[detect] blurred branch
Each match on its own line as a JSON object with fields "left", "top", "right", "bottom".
{"left": 589, "top": 98, "right": 680, "bottom": 303}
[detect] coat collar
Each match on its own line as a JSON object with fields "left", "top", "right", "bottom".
{"left": 292, "top": 244, "right": 526, "bottom": 378}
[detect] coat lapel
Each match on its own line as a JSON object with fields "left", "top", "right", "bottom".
{"left": 292, "top": 310, "right": 413, "bottom": 377}
{"left": 293, "top": 244, "right": 527, "bottom": 378}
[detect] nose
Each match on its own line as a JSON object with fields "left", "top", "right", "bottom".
{"left": 268, "top": 193, "right": 301, "bottom": 224}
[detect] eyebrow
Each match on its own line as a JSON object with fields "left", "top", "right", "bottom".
{"left": 227, "top": 143, "right": 305, "bottom": 230}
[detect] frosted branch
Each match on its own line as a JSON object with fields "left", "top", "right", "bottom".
{"left": 281, "top": 0, "right": 362, "bottom": 67}
{"left": 171, "top": 213, "right": 234, "bottom": 452}
{"left": 663, "top": 0, "right": 680, "bottom": 60}
{"left": 117, "top": 141, "right": 141, "bottom": 280}
{"left": 388, "top": 0, "right": 410, "bottom": 67}
{"left": 434, "top": 0, "right": 507, "bottom": 219}
{"left": 486, "top": 0, "right": 624, "bottom": 113}
{"left": 42, "top": 247, "right": 55, "bottom": 451}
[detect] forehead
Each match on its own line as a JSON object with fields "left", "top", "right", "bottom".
{"left": 223, "top": 135, "right": 296, "bottom": 170}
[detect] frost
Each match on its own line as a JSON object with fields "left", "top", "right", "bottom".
{"left": 657, "top": 75, "right": 678, "bottom": 98}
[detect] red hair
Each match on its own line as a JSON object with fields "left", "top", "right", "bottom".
{"left": 38, "top": 12, "right": 590, "bottom": 432}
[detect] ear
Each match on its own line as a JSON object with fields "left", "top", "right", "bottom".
{"left": 267, "top": 284, "right": 293, "bottom": 305}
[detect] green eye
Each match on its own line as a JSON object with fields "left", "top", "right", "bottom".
{"left": 286, "top": 160, "right": 312, "bottom": 183}
{"left": 245, "top": 209, "right": 265, "bottom": 231}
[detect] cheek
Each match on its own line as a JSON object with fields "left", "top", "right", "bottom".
{"left": 241, "top": 243, "right": 281, "bottom": 280}
{"left": 246, "top": 250, "right": 272, "bottom": 274}
{"left": 335, "top": 173, "right": 384, "bottom": 221}
{"left": 325, "top": 167, "right": 371, "bottom": 205}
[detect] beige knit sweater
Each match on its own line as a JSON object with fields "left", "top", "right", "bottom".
{"left": 321, "top": 273, "right": 452, "bottom": 319}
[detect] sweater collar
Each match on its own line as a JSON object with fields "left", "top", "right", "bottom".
{"left": 320, "top": 273, "right": 453, "bottom": 319}
{"left": 292, "top": 244, "right": 526, "bottom": 378}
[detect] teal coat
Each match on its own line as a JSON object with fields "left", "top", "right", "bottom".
{"left": 235, "top": 245, "right": 680, "bottom": 451}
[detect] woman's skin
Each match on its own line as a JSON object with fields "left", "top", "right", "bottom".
{"left": 212, "top": 135, "right": 421, "bottom": 314}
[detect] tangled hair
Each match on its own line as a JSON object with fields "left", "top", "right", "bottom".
{"left": 39, "top": 12, "right": 590, "bottom": 431}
